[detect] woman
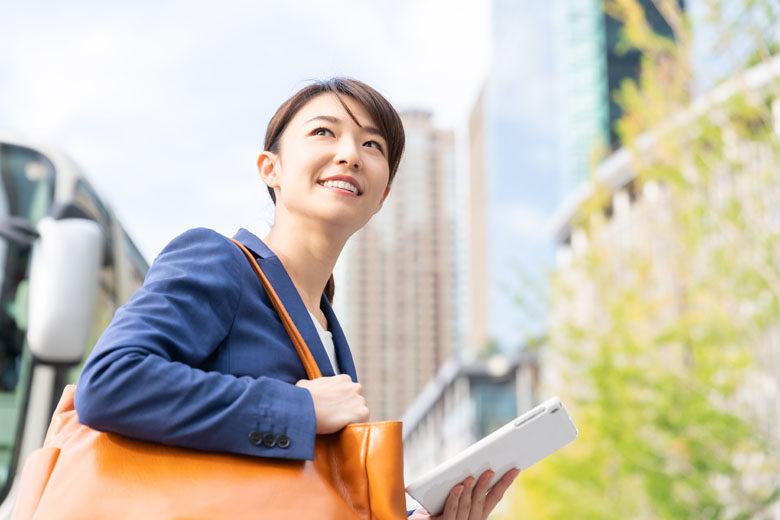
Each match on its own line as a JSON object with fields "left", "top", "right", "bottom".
{"left": 75, "top": 77, "right": 518, "bottom": 519}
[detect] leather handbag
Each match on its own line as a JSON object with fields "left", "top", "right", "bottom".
{"left": 12, "top": 238, "right": 407, "bottom": 519}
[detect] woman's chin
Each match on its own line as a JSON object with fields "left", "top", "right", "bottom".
{"left": 277, "top": 202, "right": 374, "bottom": 236}
{"left": 302, "top": 210, "right": 368, "bottom": 236}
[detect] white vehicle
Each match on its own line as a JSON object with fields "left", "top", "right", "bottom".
{"left": 0, "top": 136, "right": 148, "bottom": 518}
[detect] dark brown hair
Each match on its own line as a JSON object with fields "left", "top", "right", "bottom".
{"left": 263, "top": 77, "right": 406, "bottom": 303}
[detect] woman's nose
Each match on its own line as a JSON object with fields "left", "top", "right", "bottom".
{"left": 334, "top": 139, "right": 361, "bottom": 170}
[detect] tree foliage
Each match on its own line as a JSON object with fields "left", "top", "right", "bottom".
{"left": 497, "top": 1, "right": 780, "bottom": 518}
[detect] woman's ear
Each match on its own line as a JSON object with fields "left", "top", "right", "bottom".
{"left": 257, "top": 151, "right": 280, "bottom": 188}
{"left": 375, "top": 185, "right": 391, "bottom": 213}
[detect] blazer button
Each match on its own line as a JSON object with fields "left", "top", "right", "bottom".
{"left": 248, "top": 431, "right": 263, "bottom": 446}
{"left": 262, "top": 433, "right": 276, "bottom": 448}
{"left": 277, "top": 434, "right": 291, "bottom": 449}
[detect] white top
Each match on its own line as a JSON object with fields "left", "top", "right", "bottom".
{"left": 308, "top": 310, "right": 340, "bottom": 374}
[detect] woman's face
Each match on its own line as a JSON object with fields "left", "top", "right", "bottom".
{"left": 259, "top": 93, "right": 391, "bottom": 234}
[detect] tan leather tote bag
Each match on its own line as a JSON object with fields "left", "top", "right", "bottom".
{"left": 12, "top": 239, "right": 406, "bottom": 519}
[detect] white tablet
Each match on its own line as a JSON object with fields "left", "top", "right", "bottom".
{"left": 405, "top": 396, "right": 578, "bottom": 516}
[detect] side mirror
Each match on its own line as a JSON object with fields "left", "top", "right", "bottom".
{"left": 26, "top": 217, "right": 104, "bottom": 364}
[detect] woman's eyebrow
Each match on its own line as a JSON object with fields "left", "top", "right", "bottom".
{"left": 305, "top": 115, "right": 383, "bottom": 139}
{"left": 305, "top": 115, "right": 341, "bottom": 125}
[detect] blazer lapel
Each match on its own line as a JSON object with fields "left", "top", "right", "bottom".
{"left": 233, "top": 228, "right": 336, "bottom": 378}
{"left": 321, "top": 294, "right": 358, "bottom": 382}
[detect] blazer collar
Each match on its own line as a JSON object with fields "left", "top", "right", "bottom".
{"left": 232, "top": 228, "right": 359, "bottom": 382}
{"left": 233, "top": 228, "right": 274, "bottom": 259}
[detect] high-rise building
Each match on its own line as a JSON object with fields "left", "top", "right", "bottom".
{"left": 464, "top": 1, "right": 684, "bottom": 352}
{"left": 559, "top": 0, "right": 684, "bottom": 197}
{"left": 467, "top": 90, "right": 490, "bottom": 354}
{"left": 334, "top": 111, "right": 460, "bottom": 421}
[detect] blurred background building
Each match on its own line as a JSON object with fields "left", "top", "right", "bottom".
{"left": 562, "top": 54, "right": 780, "bottom": 430}
{"left": 558, "top": 0, "right": 685, "bottom": 197}
{"left": 549, "top": 54, "right": 780, "bottom": 517}
{"left": 466, "top": 90, "right": 490, "bottom": 356}
{"left": 401, "top": 352, "right": 539, "bottom": 485}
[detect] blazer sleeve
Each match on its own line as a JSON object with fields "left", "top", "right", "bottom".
{"left": 74, "top": 228, "right": 317, "bottom": 460}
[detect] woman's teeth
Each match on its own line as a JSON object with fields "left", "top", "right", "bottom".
{"left": 320, "top": 179, "right": 358, "bottom": 195}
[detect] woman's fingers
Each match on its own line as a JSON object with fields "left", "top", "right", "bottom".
{"left": 455, "top": 477, "right": 475, "bottom": 520}
{"left": 440, "top": 484, "right": 463, "bottom": 519}
{"left": 295, "top": 375, "right": 369, "bottom": 433}
{"left": 465, "top": 470, "right": 493, "bottom": 520}
{"left": 433, "top": 469, "right": 519, "bottom": 520}
{"left": 482, "top": 468, "right": 520, "bottom": 515}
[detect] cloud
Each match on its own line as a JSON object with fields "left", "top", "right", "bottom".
{"left": 0, "top": 0, "right": 494, "bottom": 260}
{"left": 487, "top": 1, "right": 558, "bottom": 133}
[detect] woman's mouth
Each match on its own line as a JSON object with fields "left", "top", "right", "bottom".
{"left": 318, "top": 179, "right": 360, "bottom": 196}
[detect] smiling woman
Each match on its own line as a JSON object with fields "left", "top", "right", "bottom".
{"left": 24, "top": 77, "right": 522, "bottom": 520}
{"left": 263, "top": 78, "right": 404, "bottom": 198}
{"left": 259, "top": 94, "right": 392, "bottom": 249}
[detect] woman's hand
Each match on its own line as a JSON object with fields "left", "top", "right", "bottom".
{"left": 408, "top": 468, "right": 520, "bottom": 520}
{"left": 296, "top": 374, "right": 370, "bottom": 434}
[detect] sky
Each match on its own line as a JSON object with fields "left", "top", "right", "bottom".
{"left": 1, "top": 0, "right": 567, "bottom": 350}
{"left": 482, "top": 0, "right": 560, "bottom": 348}
{"left": 0, "top": 0, "right": 495, "bottom": 260}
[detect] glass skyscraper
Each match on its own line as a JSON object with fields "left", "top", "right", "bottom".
{"left": 463, "top": 0, "right": 684, "bottom": 351}
{"left": 559, "top": 0, "right": 683, "bottom": 198}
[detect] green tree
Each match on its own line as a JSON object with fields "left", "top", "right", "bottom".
{"left": 498, "top": 1, "right": 780, "bottom": 518}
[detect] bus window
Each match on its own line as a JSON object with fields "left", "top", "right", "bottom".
{"left": 117, "top": 226, "right": 148, "bottom": 302}
{"left": 0, "top": 144, "right": 55, "bottom": 495}
{"left": 74, "top": 179, "right": 111, "bottom": 230}
{"left": 74, "top": 179, "right": 116, "bottom": 299}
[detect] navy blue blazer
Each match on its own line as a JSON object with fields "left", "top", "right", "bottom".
{"left": 74, "top": 227, "right": 358, "bottom": 461}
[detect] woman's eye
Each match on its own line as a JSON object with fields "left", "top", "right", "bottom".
{"left": 364, "top": 140, "right": 384, "bottom": 153}
{"left": 313, "top": 127, "right": 334, "bottom": 137}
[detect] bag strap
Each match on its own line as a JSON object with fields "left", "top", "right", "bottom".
{"left": 230, "top": 238, "right": 323, "bottom": 380}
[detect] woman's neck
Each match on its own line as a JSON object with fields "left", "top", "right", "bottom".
{"left": 262, "top": 216, "right": 348, "bottom": 312}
